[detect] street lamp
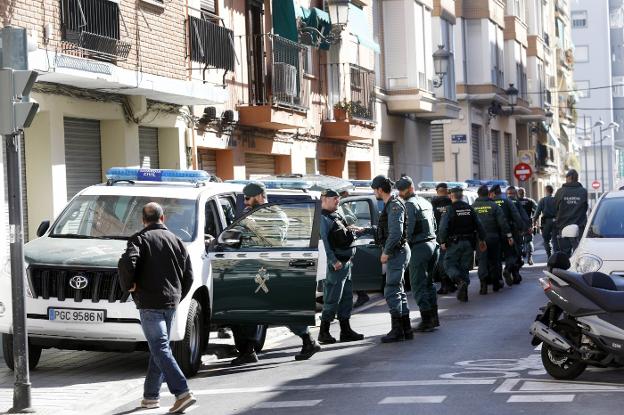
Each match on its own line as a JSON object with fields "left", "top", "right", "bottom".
{"left": 432, "top": 45, "right": 451, "bottom": 88}
{"left": 488, "top": 84, "right": 520, "bottom": 119}
{"left": 326, "top": 0, "right": 350, "bottom": 30}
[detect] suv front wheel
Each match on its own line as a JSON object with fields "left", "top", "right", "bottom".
{"left": 2, "top": 333, "right": 43, "bottom": 371}
{"left": 172, "top": 299, "right": 206, "bottom": 377}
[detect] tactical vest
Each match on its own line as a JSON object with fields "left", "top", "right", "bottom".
{"left": 377, "top": 196, "right": 408, "bottom": 249}
{"left": 432, "top": 196, "right": 452, "bottom": 227}
{"left": 323, "top": 210, "right": 355, "bottom": 250}
{"left": 448, "top": 201, "right": 477, "bottom": 237}
{"left": 494, "top": 198, "right": 512, "bottom": 222}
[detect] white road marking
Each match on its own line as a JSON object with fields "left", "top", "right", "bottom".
{"left": 507, "top": 394, "right": 575, "bottom": 403}
{"left": 379, "top": 396, "right": 446, "bottom": 404}
{"left": 188, "top": 379, "right": 496, "bottom": 396}
{"left": 253, "top": 400, "right": 322, "bottom": 408}
{"left": 495, "top": 378, "right": 624, "bottom": 394}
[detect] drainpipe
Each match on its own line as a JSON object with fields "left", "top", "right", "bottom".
{"left": 185, "top": 0, "right": 198, "bottom": 169}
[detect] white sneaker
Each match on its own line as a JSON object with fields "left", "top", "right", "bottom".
{"left": 140, "top": 398, "right": 160, "bottom": 409}
{"left": 168, "top": 392, "right": 196, "bottom": 413}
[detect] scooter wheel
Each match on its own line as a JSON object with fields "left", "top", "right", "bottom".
{"left": 540, "top": 320, "right": 587, "bottom": 380}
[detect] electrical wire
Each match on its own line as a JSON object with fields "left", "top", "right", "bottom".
{"left": 523, "top": 83, "right": 624, "bottom": 95}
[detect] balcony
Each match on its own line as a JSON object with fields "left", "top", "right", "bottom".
{"left": 321, "top": 63, "right": 376, "bottom": 141}
{"left": 237, "top": 35, "right": 309, "bottom": 130}
{"left": 504, "top": 16, "right": 528, "bottom": 46}
{"left": 557, "top": 47, "right": 574, "bottom": 71}
{"left": 187, "top": 16, "right": 235, "bottom": 72}
{"left": 60, "top": 0, "right": 131, "bottom": 62}
{"left": 527, "top": 36, "right": 545, "bottom": 60}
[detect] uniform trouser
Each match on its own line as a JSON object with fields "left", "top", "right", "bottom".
{"left": 503, "top": 233, "right": 522, "bottom": 274}
{"left": 523, "top": 233, "right": 534, "bottom": 257}
{"left": 557, "top": 236, "right": 578, "bottom": 257}
{"left": 408, "top": 241, "right": 439, "bottom": 312}
{"left": 321, "top": 260, "right": 353, "bottom": 322}
{"left": 385, "top": 245, "right": 410, "bottom": 317}
{"left": 233, "top": 324, "right": 309, "bottom": 352}
{"left": 443, "top": 240, "right": 474, "bottom": 285}
{"left": 478, "top": 235, "right": 502, "bottom": 284}
{"left": 541, "top": 218, "right": 555, "bottom": 257}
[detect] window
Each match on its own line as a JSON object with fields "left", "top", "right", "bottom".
{"left": 575, "top": 45, "right": 589, "bottom": 63}
{"left": 340, "top": 200, "right": 373, "bottom": 227}
{"left": 303, "top": 45, "right": 313, "bottom": 76}
{"left": 234, "top": 202, "right": 316, "bottom": 248}
{"left": 572, "top": 10, "right": 588, "bottom": 28}
{"left": 218, "top": 196, "right": 236, "bottom": 228}
{"left": 200, "top": 0, "right": 217, "bottom": 16}
{"left": 575, "top": 80, "right": 590, "bottom": 99}
{"left": 613, "top": 77, "right": 624, "bottom": 98}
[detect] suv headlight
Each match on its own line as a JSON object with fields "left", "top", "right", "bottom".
{"left": 577, "top": 254, "right": 603, "bottom": 273}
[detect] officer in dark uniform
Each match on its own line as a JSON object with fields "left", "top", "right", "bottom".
{"left": 438, "top": 187, "right": 487, "bottom": 302}
{"left": 317, "top": 189, "right": 365, "bottom": 344}
{"left": 489, "top": 185, "right": 524, "bottom": 287}
{"left": 231, "top": 182, "right": 321, "bottom": 365}
{"left": 472, "top": 185, "right": 514, "bottom": 294}
{"left": 431, "top": 183, "right": 455, "bottom": 295}
{"left": 554, "top": 169, "right": 588, "bottom": 256}
{"left": 506, "top": 186, "right": 531, "bottom": 283}
{"left": 517, "top": 188, "right": 538, "bottom": 265}
{"left": 371, "top": 175, "right": 411, "bottom": 342}
{"left": 533, "top": 185, "right": 557, "bottom": 258}
{"left": 396, "top": 177, "right": 440, "bottom": 332}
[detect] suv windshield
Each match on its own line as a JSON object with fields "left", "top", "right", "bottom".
{"left": 50, "top": 195, "right": 197, "bottom": 242}
{"left": 587, "top": 197, "right": 624, "bottom": 238}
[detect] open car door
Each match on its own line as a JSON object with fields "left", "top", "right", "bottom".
{"left": 209, "top": 200, "right": 321, "bottom": 326}
{"left": 339, "top": 196, "right": 384, "bottom": 292}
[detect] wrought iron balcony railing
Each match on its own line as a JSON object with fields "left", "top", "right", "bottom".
{"left": 323, "top": 63, "right": 376, "bottom": 123}
{"left": 61, "top": 0, "right": 131, "bottom": 62}
{"left": 188, "top": 15, "right": 235, "bottom": 72}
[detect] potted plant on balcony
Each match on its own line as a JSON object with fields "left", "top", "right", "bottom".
{"left": 333, "top": 99, "right": 352, "bottom": 121}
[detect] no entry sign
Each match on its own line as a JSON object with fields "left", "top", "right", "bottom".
{"left": 514, "top": 163, "right": 533, "bottom": 182}
{"left": 592, "top": 180, "right": 601, "bottom": 190}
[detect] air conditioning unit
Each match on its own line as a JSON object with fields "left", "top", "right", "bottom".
{"left": 273, "top": 62, "right": 297, "bottom": 98}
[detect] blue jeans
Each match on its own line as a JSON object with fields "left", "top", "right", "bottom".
{"left": 139, "top": 309, "right": 190, "bottom": 400}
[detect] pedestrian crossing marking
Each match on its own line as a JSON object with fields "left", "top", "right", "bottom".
{"left": 507, "top": 394, "right": 574, "bottom": 403}
{"left": 253, "top": 400, "right": 322, "bottom": 408}
{"left": 379, "top": 396, "right": 446, "bottom": 404}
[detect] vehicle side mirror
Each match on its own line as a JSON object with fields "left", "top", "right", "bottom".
{"left": 218, "top": 229, "right": 243, "bottom": 247}
{"left": 36, "top": 220, "right": 50, "bottom": 237}
{"left": 561, "top": 224, "right": 579, "bottom": 238}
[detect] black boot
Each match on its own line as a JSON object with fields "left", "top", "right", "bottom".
{"left": 431, "top": 306, "right": 440, "bottom": 327}
{"left": 231, "top": 344, "right": 258, "bottom": 366}
{"left": 413, "top": 310, "right": 435, "bottom": 332}
{"left": 339, "top": 319, "right": 364, "bottom": 342}
{"left": 503, "top": 269, "right": 514, "bottom": 287}
{"left": 457, "top": 280, "right": 468, "bottom": 302}
{"left": 317, "top": 320, "right": 336, "bottom": 344}
{"left": 528, "top": 254, "right": 534, "bottom": 266}
{"left": 381, "top": 316, "right": 405, "bottom": 343}
{"left": 401, "top": 315, "right": 414, "bottom": 339}
{"left": 479, "top": 280, "right": 488, "bottom": 295}
{"left": 513, "top": 271, "right": 522, "bottom": 285}
{"left": 492, "top": 279, "right": 502, "bottom": 292}
{"left": 295, "top": 333, "right": 321, "bottom": 361}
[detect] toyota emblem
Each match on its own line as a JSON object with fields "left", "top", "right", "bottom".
{"left": 69, "top": 275, "right": 89, "bottom": 290}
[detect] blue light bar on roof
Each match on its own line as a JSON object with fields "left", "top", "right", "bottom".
{"left": 106, "top": 168, "right": 211, "bottom": 183}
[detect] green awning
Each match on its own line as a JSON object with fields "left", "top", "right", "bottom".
{"left": 348, "top": 3, "right": 380, "bottom": 53}
{"left": 272, "top": 0, "right": 298, "bottom": 42}
{"left": 296, "top": 2, "right": 332, "bottom": 49}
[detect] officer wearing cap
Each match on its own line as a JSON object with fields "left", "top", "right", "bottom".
{"left": 431, "top": 182, "right": 455, "bottom": 295}
{"left": 317, "top": 189, "right": 365, "bottom": 344}
{"left": 371, "top": 175, "right": 411, "bottom": 342}
{"left": 472, "top": 185, "right": 513, "bottom": 294}
{"left": 438, "top": 187, "right": 487, "bottom": 302}
{"left": 230, "top": 182, "right": 320, "bottom": 365}
{"left": 554, "top": 169, "right": 588, "bottom": 256}
{"left": 489, "top": 185, "right": 525, "bottom": 287}
{"left": 396, "top": 176, "right": 440, "bottom": 332}
{"left": 517, "top": 188, "right": 538, "bottom": 265}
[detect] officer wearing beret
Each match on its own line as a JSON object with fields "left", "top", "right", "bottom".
{"left": 396, "top": 177, "right": 440, "bottom": 332}
{"left": 317, "top": 189, "right": 365, "bottom": 344}
{"left": 231, "top": 182, "right": 321, "bottom": 365}
{"left": 438, "top": 187, "right": 487, "bottom": 302}
{"left": 431, "top": 182, "right": 456, "bottom": 295}
{"left": 472, "top": 185, "right": 513, "bottom": 294}
{"left": 371, "top": 175, "right": 411, "bottom": 342}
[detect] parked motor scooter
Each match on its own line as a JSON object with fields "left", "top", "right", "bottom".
{"left": 530, "top": 252, "right": 624, "bottom": 380}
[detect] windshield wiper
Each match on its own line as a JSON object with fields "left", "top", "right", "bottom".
{"left": 49, "top": 233, "right": 95, "bottom": 239}
{"left": 93, "top": 235, "right": 129, "bottom": 240}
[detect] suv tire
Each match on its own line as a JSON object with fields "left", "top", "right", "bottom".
{"left": 172, "top": 299, "right": 205, "bottom": 377}
{"left": 2, "top": 333, "right": 43, "bottom": 371}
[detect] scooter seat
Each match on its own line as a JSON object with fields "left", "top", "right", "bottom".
{"left": 552, "top": 269, "right": 624, "bottom": 312}
{"left": 583, "top": 272, "right": 618, "bottom": 291}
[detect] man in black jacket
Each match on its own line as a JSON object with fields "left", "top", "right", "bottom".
{"left": 554, "top": 169, "right": 589, "bottom": 255}
{"left": 119, "top": 202, "right": 196, "bottom": 413}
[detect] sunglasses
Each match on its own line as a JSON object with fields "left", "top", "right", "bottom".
{"left": 244, "top": 196, "right": 252, "bottom": 201}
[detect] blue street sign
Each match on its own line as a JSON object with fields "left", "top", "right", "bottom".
{"left": 451, "top": 134, "right": 467, "bottom": 144}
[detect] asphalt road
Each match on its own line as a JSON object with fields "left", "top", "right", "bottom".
{"left": 108, "top": 241, "right": 624, "bottom": 415}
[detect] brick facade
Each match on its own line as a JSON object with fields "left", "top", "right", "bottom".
{"left": 1, "top": 0, "right": 187, "bottom": 80}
